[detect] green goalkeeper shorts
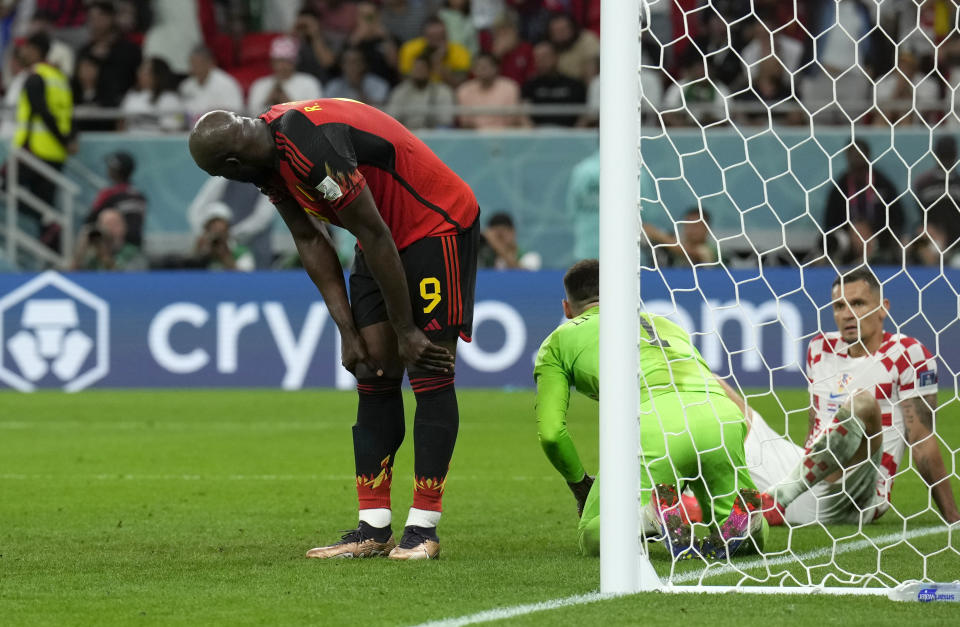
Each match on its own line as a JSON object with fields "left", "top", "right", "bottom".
{"left": 578, "top": 391, "right": 755, "bottom": 555}
{"left": 639, "top": 391, "right": 755, "bottom": 524}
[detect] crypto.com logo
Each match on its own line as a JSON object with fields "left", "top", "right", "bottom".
{"left": 0, "top": 271, "right": 109, "bottom": 392}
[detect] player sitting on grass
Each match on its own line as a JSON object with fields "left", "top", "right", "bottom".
{"left": 533, "top": 259, "right": 767, "bottom": 559}
{"left": 757, "top": 267, "right": 960, "bottom": 526}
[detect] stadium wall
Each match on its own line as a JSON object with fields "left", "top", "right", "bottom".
{"left": 0, "top": 268, "right": 954, "bottom": 392}
{"left": 11, "top": 127, "right": 946, "bottom": 270}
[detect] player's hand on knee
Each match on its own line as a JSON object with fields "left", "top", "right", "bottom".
{"left": 341, "top": 331, "right": 382, "bottom": 377}
{"left": 399, "top": 329, "right": 454, "bottom": 374}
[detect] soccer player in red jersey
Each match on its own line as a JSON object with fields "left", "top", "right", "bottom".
{"left": 189, "top": 99, "right": 480, "bottom": 560}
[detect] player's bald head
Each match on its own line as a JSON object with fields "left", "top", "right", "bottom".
{"left": 189, "top": 110, "right": 275, "bottom": 184}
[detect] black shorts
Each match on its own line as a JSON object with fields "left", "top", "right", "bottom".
{"left": 350, "top": 220, "right": 479, "bottom": 342}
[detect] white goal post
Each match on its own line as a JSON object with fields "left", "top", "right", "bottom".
{"left": 599, "top": 0, "right": 960, "bottom": 596}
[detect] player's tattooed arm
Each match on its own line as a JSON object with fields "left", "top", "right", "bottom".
{"left": 903, "top": 394, "right": 960, "bottom": 523}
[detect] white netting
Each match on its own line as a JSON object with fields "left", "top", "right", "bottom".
{"left": 634, "top": 0, "right": 960, "bottom": 591}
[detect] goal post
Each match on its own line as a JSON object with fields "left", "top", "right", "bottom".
{"left": 599, "top": 0, "right": 960, "bottom": 597}
{"left": 598, "top": 0, "right": 644, "bottom": 595}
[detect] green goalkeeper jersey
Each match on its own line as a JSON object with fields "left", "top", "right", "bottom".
{"left": 533, "top": 307, "right": 724, "bottom": 482}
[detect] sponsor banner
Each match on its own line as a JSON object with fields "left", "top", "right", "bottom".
{"left": 0, "top": 268, "right": 956, "bottom": 391}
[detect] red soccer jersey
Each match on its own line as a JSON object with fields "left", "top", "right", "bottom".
{"left": 260, "top": 99, "right": 479, "bottom": 251}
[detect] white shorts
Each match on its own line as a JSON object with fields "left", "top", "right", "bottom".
{"left": 744, "top": 411, "right": 888, "bottom": 525}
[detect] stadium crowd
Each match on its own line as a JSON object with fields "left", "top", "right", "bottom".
{"left": 6, "top": 0, "right": 960, "bottom": 132}
{"left": 4, "top": 0, "right": 960, "bottom": 273}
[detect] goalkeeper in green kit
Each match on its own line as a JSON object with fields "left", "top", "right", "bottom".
{"left": 533, "top": 259, "right": 767, "bottom": 558}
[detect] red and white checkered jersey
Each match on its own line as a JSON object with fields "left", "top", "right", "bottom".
{"left": 806, "top": 331, "right": 938, "bottom": 505}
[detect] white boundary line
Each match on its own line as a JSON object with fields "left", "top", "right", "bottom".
{"left": 409, "top": 525, "right": 950, "bottom": 627}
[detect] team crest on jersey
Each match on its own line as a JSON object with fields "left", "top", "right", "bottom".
{"left": 837, "top": 372, "right": 854, "bottom": 394}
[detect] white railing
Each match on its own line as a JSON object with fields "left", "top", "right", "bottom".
{"left": 3, "top": 148, "right": 81, "bottom": 268}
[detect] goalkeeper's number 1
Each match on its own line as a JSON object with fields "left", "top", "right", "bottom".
{"left": 640, "top": 317, "right": 670, "bottom": 348}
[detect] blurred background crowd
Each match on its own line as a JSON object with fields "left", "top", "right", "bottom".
{"left": 1, "top": 0, "right": 959, "bottom": 274}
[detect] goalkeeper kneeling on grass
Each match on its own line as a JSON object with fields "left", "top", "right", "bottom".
{"left": 533, "top": 259, "right": 768, "bottom": 559}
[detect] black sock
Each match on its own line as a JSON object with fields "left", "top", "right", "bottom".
{"left": 353, "top": 377, "right": 404, "bottom": 510}
{"left": 409, "top": 376, "right": 458, "bottom": 512}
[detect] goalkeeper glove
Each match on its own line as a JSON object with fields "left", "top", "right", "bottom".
{"left": 567, "top": 473, "right": 595, "bottom": 518}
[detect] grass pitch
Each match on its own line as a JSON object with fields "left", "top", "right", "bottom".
{"left": 1, "top": 388, "right": 959, "bottom": 626}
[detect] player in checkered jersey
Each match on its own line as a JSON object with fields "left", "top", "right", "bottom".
{"left": 749, "top": 268, "right": 960, "bottom": 526}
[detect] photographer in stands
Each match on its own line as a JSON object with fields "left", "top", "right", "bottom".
{"left": 191, "top": 202, "right": 255, "bottom": 272}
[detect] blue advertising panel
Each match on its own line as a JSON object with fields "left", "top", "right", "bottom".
{"left": 0, "top": 268, "right": 956, "bottom": 392}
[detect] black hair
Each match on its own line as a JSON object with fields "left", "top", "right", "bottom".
{"left": 25, "top": 32, "right": 51, "bottom": 58}
{"left": 684, "top": 207, "right": 711, "bottom": 224}
{"left": 934, "top": 135, "right": 958, "bottom": 167}
{"left": 564, "top": 259, "right": 599, "bottom": 304}
{"left": 473, "top": 51, "right": 498, "bottom": 66}
{"left": 487, "top": 212, "right": 514, "bottom": 229}
{"left": 89, "top": 1, "right": 116, "bottom": 16}
{"left": 832, "top": 266, "right": 881, "bottom": 295}
{"left": 146, "top": 57, "right": 176, "bottom": 103}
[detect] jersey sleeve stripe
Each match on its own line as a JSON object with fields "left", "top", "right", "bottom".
{"left": 277, "top": 139, "right": 312, "bottom": 177}
{"left": 275, "top": 132, "right": 315, "bottom": 169}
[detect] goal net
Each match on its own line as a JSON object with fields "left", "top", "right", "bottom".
{"left": 599, "top": 0, "right": 960, "bottom": 595}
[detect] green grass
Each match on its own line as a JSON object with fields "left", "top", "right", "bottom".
{"left": 1, "top": 389, "right": 958, "bottom": 626}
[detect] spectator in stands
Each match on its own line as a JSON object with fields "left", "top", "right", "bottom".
{"left": 566, "top": 149, "right": 599, "bottom": 260}
{"left": 740, "top": 14, "right": 803, "bottom": 80}
{"left": 32, "top": 0, "right": 87, "bottom": 48}
{"left": 799, "top": 0, "right": 873, "bottom": 124}
{"left": 187, "top": 177, "right": 275, "bottom": 270}
{"left": 488, "top": 9, "right": 535, "bottom": 86}
{"left": 438, "top": 0, "right": 478, "bottom": 57}
{"left": 823, "top": 140, "right": 905, "bottom": 265}
{"left": 398, "top": 16, "right": 471, "bottom": 87}
{"left": 521, "top": 41, "right": 586, "bottom": 127}
{"left": 386, "top": 53, "right": 455, "bottom": 129}
{"left": 28, "top": 10, "right": 74, "bottom": 77}
{"left": 304, "top": 0, "right": 358, "bottom": 50}
{"left": 906, "top": 222, "right": 956, "bottom": 267}
{"left": 546, "top": 12, "right": 600, "bottom": 82}
{"left": 661, "top": 48, "right": 730, "bottom": 126}
{"left": 693, "top": 7, "right": 744, "bottom": 91}
{"left": 346, "top": 1, "right": 399, "bottom": 85}
{"left": 77, "top": 1, "right": 141, "bottom": 107}
{"left": 70, "top": 53, "right": 115, "bottom": 132}
{"left": 180, "top": 45, "right": 244, "bottom": 124}
{"left": 293, "top": 8, "right": 338, "bottom": 84}
{"left": 82, "top": 151, "right": 147, "bottom": 248}
{"left": 478, "top": 212, "right": 542, "bottom": 270}
{"left": 913, "top": 136, "right": 960, "bottom": 244}
{"left": 874, "top": 50, "right": 941, "bottom": 126}
{"left": 456, "top": 52, "right": 525, "bottom": 129}
{"left": 142, "top": 0, "right": 203, "bottom": 77}
{"left": 382, "top": 0, "right": 439, "bottom": 45}
{"left": 247, "top": 36, "right": 323, "bottom": 115}
{"left": 642, "top": 207, "right": 719, "bottom": 267}
{"left": 734, "top": 57, "right": 795, "bottom": 125}
{"left": 325, "top": 46, "right": 390, "bottom": 106}
{"left": 120, "top": 57, "right": 185, "bottom": 133}
{"left": 191, "top": 202, "right": 255, "bottom": 272}
{"left": 14, "top": 32, "right": 74, "bottom": 239}
{"left": 1, "top": 42, "right": 28, "bottom": 136}
{"left": 72, "top": 208, "right": 148, "bottom": 272}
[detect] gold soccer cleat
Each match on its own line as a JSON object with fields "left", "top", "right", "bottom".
{"left": 306, "top": 523, "right": 396, "bottom": 559}
{"left": 388, "top": 526, "right": 440, "bottom": 561}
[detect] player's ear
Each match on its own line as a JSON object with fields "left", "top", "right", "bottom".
{"left": 562, "top": 299, "right": 573, "bottom": 319}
